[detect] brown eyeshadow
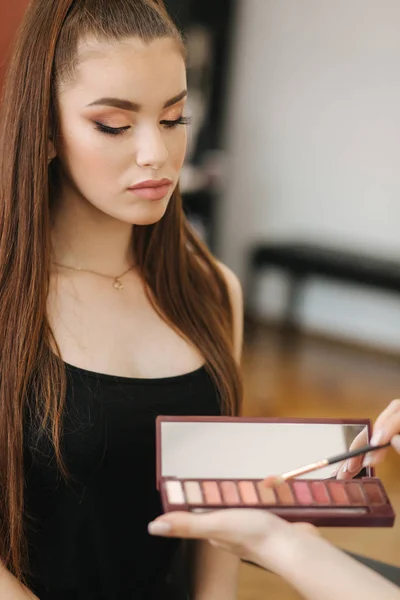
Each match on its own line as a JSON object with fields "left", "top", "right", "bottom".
{"left": 256, "top": 481, "right": 277, "bottom": 505}
{"left": 276, "top": 482, "right": 295, "bottom": 504}
{"left": 363, "top": 482, "right": 385, "bottom": 505}
{"left": 346, "top": 482, "right": 365, "bottom": 505}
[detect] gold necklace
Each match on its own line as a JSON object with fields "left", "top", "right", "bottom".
{"left": 54, "top": 262, "right": 135, "bottom": 291}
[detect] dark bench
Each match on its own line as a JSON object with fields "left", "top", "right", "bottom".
{"left": 247, "top": 242, "right": 400, "bottom": 330}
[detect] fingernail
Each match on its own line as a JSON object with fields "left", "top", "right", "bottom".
{"left": 331, "top": 468, "right": 339, "bottom": 477}
{"left": 342, "top": 462, "right": 348, "bottom": 473}
{"left": 370, "top": 430, "right": 384, "bottom": 446}
{"left": 148, "top": 521, "right": 171, "bottom": 535}
{"left": 391, "top": 434, "right": 400, "bottom": 453}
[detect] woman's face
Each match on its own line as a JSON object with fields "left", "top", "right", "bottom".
{"left": 55, "top": 36, "right": 188, "bottom": 225}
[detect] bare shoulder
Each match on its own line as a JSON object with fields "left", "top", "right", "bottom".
{"left": 216, "top": 261, "right": 243, "bottom": 362}
{"left": 216, "top": 261, "right": 242, "bottom": 307}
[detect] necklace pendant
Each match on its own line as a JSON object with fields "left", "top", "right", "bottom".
{"left": 113, "top": 278, "right": 124, "bottom": 291}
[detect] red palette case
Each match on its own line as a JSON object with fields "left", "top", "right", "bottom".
{"left": 156, "top": 416, "right": 396, "bottom": 527}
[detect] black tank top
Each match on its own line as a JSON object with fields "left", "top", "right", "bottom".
{"left": 24, "top": 362, "right": 222, "bottom": 599}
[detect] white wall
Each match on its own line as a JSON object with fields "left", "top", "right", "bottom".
{"left": 219, "top": 0, "right": 400, "bottom": 351}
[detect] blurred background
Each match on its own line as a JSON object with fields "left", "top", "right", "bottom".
{"left": 2, "top": 1, "right": 400, "bottom": 598}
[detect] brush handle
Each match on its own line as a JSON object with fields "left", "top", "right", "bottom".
{"left": 327, "top": 441, "right": 391, "bottom": 466}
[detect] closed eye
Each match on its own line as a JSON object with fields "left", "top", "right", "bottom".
{"left": 160, "top": 116, "right": 192, "bottom": 129}
{"left": 94, "top": 122, "right": 131, "bottom": 136}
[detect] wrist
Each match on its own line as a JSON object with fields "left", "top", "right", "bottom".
{"left": 251, "top": 519, "right": 302, "bottom": 575}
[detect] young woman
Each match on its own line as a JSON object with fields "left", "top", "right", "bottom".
{"left": 0, "top": 0, "right": 243, "bottom": 598}
{"left": 149, "top": 400, "right": 400, "bottom": 600}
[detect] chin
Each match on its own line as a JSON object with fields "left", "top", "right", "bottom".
{"left": 124, "top": 201, "right": 169, "bottom": 226}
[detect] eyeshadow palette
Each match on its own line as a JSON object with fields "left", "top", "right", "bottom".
{"left": 160, "top": 477, "right": 394, "bottom": 526}
{"left": 156, "top": 416, "right": 396, "bottom": 527}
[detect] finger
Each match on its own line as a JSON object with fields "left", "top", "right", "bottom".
{"left": 363, "top": 447, "right": 390, "bottom": 468}
{"left": 375, "top": 412, "right": 400, "bottom": 441}
{"left": 348, "top": 427, "right": 369, "bottom": 451}
{"left": 364, "top": 412, "right": 400, "bottom": 467}
{"left": 373, "top": 400, "right": 400, "bottom": 434}
{"left": 148, "top": 511, "right": 223, "bottom": 539}
{"left": 336, "top": 427, "right": 369, "bottom": 479}
{"left": 391, "top": 434, "right": 400, "bottom": 454}
{"left": 336, "top": 455, "right": 364, "bottom": 480}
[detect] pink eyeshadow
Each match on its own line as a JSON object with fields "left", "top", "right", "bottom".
{"left": 292, "top": 481, "right": 313, "bottom": 504}
{"left": 363, "top": 482, "right": 384, "bottom": 505}
{"left": 328, "top": 482, "right": 350, "bottom": 505}
{"left": 202, "top": 481, "right": 222, "bottom": 505}
{"left": 238, "top": 481, "right": 259, "bottom": 505}
{"left": 311, "top": 481, "right": 330, "bottom": 504}
{"left": 220, "top": 481, "right": 240, "bottom": 504}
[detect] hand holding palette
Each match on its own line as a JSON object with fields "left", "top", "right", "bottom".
{"left": 156, "top": 417, "right": 395, "bottom": 527}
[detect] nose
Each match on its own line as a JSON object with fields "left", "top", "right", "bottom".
{"left": 135, "top": 125, "right": 169, "bottom": 170}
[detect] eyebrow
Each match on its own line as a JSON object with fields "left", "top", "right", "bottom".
{"left": 87, "top": 90, "right": 187, "bottom": 111}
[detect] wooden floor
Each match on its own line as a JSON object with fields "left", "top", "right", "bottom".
{"left": 238, "top": 323, "right": 400, "bottom": 599}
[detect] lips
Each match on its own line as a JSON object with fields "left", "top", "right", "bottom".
{"left": 128, "top": 178, "right": 173, "bottom": 201}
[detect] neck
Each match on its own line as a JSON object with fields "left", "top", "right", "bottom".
{"left": 51, "top": 186, "right": 134, "bottom": 275}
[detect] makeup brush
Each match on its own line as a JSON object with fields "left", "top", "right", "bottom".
{"left": 262, "top": 441, "right": 391, "bottom": 487}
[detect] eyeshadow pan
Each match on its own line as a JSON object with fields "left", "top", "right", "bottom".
{"left": 276, "top": 482, "right": 295, "bottom": 504}
{"left": 256, "top": 481, "right": 277, "bottom": 505}
{"left": 311, "top": 481, "right": 330, "bottom": 504}
{"left": 238, "top": 481, "right": 259, "bottom": 505}
{"left": 328, "top": 482, "right": 350, "bottom": 505}
{"left": 184, "top": 481, "right": 203, "bottom": 505}
{"left": 166, "top": 480, "right": 185, "bottom": 505}
{"left": 292, "top": 481, "right": 314, "bottom": 505}
{"left": 202, "top": 481, "right": 222, "bottom": 504}
{"left": 346, "top": 482, "right": 365, "bottom": 505}
{"left": 220, "top": 481, "right": 240, "bottom": 505}
{"left": 363, "top": 482, "right": 384, "bottom": 505}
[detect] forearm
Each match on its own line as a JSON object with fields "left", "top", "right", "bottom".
{"left": 192, "top": 541, "right": 238, "bottom": 599}
{"left": 0, "top": 564, "right": 38, "bottom": 599}
{"left": 263, "top": 532, "right": 400, "bottom": 600}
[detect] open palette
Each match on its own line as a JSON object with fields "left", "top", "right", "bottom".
{"left": 156, "top": 417, "right": 396, "bottom": 527}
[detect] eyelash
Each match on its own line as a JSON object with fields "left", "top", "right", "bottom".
{"left": 94, "top": 116, "right": 191, "bottom": 136}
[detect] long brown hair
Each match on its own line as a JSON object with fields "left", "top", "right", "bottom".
{"left": 0, "top": 0, "right": 242, "bottom": 581}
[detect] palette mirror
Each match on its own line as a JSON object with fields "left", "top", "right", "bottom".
{"left": 159, "top": 420, "right": 370, "bottom": 481}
